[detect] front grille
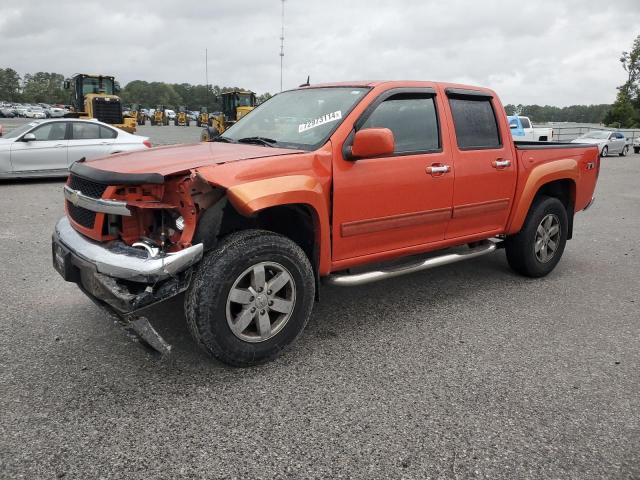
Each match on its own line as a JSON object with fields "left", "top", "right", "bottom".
{"left": 66, "top": 200, "right": 96, "bottom": 228}
{"left": 92, "top": 98, "right": 123, "bottom": 124}
{"left": 68, "top": 174, "right": 108, "bottom": 199}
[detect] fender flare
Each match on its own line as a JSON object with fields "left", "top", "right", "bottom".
{"left": 225, "top": 175, "right": 332, "bottom": 275}
{"left": 506, "top": 159, "right": 578, "bottom": 234}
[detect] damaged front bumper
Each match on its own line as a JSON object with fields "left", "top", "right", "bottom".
{"left": 52, "top": 216, "right": 203, "bottom": 316}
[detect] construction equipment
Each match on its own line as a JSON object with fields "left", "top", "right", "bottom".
{"left": 63, "top": 74, "right": 137, "bottom": 133}
{"left": 200, "top": 90, "right": 256, "bottom": 141}
{"left": 130, "top": 103, "right": 146, "bottom": 126}
{"left": 175, "top": 106, "right": 190, "bottom": 126}
{"left": 150, "top": 105, "right": 169, "bottom": 126}
{"left": 196, "top": 107, "right": 209, "bottom": 127}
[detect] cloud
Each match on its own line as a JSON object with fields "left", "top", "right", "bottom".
{"left": 1, "top": 0, "right": 638, "bottom": 105}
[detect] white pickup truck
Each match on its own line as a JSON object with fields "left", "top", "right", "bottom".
{"left": 508, "top": 115, "right": 554, "bottom": 142}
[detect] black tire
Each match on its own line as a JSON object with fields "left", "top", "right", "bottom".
{"left": 634, "top": 147, "right": 640, "bottom": 154}
{"left": 619, "top": 146, "right": 628, "bottom": 157}
{"left": 185, "top": 230, "right": 315, "bottom": 367}
{"left": 601, "top": 146, "right": 608, "bottom": 157}
{"left": 505, "top": 195, "right": 568, "bottom": 278}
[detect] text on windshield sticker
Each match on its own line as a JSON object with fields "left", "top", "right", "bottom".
{"left": 298, "top": 111, "right": 342, "bottom": 133}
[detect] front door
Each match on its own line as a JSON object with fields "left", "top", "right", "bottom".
{"left": 10, "top": 122, "right": 68, "bottom": 173}
{"left": 444, "top": 91, "right": 517, "bottom": 239}
{"left": 332, "top": 89, "right": 454, "bottom": 261}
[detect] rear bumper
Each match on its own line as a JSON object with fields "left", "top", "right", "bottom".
{"left": 52, "top": 216, "right": 203, "bottom": 315}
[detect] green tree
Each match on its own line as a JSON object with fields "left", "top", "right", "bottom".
{"left": 604, "top": 34, "right": 640, "bottom": 128}
{"left": 0, "top": 68, "right": 21, "bottom": 101}
{"left": 21, "top": 72, "right": 66, "bottom": 104}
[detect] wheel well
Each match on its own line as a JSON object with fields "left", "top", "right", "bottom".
{"left": 194, "top": 198, "right": 319, "bottom": 275}
{"left": 535, "top": 179, "right": 575, "bottom": 239}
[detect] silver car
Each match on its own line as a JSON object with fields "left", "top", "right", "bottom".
{"left": 0, "top": 119, "right": 151, "bottom": 179}
{"left": 571, "top": 130, "right": 630, "bottom": 157}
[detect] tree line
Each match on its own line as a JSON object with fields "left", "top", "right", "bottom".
{"left": 503, "top": 103, "right": 611, "bottom": 124}
{"left": 603, "top": 34, "right": 640, "bottom": 128}
{"left": 0, "top": 68, "right": 272, "bottom": 111}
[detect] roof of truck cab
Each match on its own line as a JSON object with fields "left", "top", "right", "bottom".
{"left": 294, "top": 80, "right": 497, "bottom": 96}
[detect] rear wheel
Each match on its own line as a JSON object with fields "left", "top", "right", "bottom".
{"left": 505, "top": 196, "right": 568, "bottom": 278}
{"left": 185, "top": 230, "right": 315, "bottom": 367}
{"left": 620, "top": 145, "right": 628, "bottom": 157}
{"left": 601, "top": 146, "right": 608, "bottom": 157}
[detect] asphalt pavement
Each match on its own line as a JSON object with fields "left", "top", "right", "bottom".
{"left": 0, "top": 120, "right": 639, "bottom": 479}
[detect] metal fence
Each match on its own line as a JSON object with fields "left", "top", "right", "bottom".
{"left": 538, "top": 123, "right": 640, "bottom": 142}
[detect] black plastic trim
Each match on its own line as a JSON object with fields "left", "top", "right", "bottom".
{"left": 445, "top": 88, "right": 493, "bottom": 98}
{"left": 514, "top": 141, "right": 598, "bottom": 150}
{"left": 70, "top": 161, "right": 164, "bottom": 185}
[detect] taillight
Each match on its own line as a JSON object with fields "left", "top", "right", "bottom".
{"left": 143, "top": 139, "right": 152, "bottom": 148}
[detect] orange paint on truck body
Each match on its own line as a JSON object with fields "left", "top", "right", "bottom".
{"left": 65, "top": 81, "right": 599, "bottom": 276}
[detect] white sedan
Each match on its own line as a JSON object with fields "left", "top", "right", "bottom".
{"left": 0, "top": 119, "right": 152, "bottom": 179}
{"left": 25, "top": 107, "right": 47, "bottom": 119}
{"left": 571, "top": 130, "right": 629, "bottom": 157}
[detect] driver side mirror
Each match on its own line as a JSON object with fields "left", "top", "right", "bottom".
{"left": 349, "top": 128, "right": 395, "bottom": 159}
{"left": 23, "top": 133, "right": 36, "bottom": 142}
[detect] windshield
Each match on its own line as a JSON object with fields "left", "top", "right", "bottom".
{"left": 2, "top": 122, "right": 40, "bottom": 139}
{"left": 220, "top": 87, "right": 370, "bottom": 150}
{"left": 82, "top": 77, "right": 115, "bottom": 95}
{"left": 579, "top": 130, "right": 610, "bottom": 139}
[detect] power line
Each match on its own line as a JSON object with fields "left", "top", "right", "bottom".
{"left": 280, "top": 0, "right": 285, "bottom": 92}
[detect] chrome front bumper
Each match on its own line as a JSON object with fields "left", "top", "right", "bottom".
{"left": 52, "top": 216, "right": 203, "bottom": 314}
{"left": 53, "top": 216, "right": 203, "bottom": 283}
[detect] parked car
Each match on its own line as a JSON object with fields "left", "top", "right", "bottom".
{"left": 51, "top": 80, "right": 600, "bottom": 366}
{"left": 15, "top": 105, "right": 30, "bottom": 117}
{"left": 25, "top": 107, "right": 47, "bottom": 119}
{"left": 0, "top": 118, "right": 151, "bottom": 179}
{"left": 571, "top": 130, "right": 630, "bottom": 157}
{"left": 165, "top": 109, "right": 176, "bottom": 121}
{"left": 47, "top": 107, "right": 66, "bottom": 118}
{"left": 633, "top": 137, "right": 640, "bottom": 154}
{"left": 0, "top": 107, "right": 15, "bottom": 118}
{"left": 508, "top": 115, "right": 554, "bottom": 141}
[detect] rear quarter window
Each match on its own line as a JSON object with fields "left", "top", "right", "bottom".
{"left": 449, "top": 97, "right": 501, "bottom": 149}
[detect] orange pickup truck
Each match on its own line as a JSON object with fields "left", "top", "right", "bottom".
{"left": 52, "top": 81, "right": 599, "bottom": 366}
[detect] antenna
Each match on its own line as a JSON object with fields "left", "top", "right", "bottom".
{"left": 280, "top": 0, "right": 285, "bottom": 92}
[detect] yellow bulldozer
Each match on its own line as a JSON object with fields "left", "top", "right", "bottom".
{"left": 63, "top": 74, "right": 137, "bottom": 133}
{"left": 196, "top": 107, "right": 209, "bottom": 127}
{"left": 175, "top": 106, "right": 190, "bottom": 126}
{"left": 150, "top": 105, "right": 169, "bottom": 126}
{"left": 200, "top": 90, "right": 256, "bottom": 141}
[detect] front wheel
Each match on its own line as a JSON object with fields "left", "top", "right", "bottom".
{"left": 601, "top": 146, "right": 608, "bottom": 157}
{"left": 505, "top": 196, "right": 568, "bottom": 278}
{"left": 185, "top": 230, "right": 315, "bottom": 367}
{"left": 620, "top": 146, "right": 628, "bottom": 157}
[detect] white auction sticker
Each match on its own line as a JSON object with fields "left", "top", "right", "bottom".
{"left": 298, "top": 110, "right": 342, "bottom": 133}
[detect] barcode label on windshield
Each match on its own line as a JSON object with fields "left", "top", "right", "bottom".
{"left": 298, "top": 111, "right": 342, "bottom": 133}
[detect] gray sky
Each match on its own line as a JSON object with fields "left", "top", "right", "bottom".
{"left": 1, "top": 0, "right": 639, "bottom": 106}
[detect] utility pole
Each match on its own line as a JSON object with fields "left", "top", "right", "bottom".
{"left": 205, "top": 48, "right": 210, "bottom": 108}
{"left": 280, "top": 0, "right": 285, "bottom": 92}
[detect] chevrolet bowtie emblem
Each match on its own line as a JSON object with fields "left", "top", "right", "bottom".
{"left": 69, "top": 189, "right": 80, "bottom": 206}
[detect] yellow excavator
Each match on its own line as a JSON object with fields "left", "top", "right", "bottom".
{"left": 196, "top": 107, "right": 210, "bottom": 127}
{"left": 200, "top": 90, "right": 256, "bottom": 141}
{"left": 175, "top": 106, "right": 190, "bottom": 126}
{"left": 63, "top": 74, "right": 137, "bottom": 133}
{"left": 150, "top": 105, "right": 169, "bottom": 126}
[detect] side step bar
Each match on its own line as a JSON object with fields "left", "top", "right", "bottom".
{"left": 325, "top": 240, "right": 498, "bottom": 287}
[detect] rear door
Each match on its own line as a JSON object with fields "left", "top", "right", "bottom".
{"left": 444, "top": 89, "right": 517, "bottom": 239}
{"left": 332, "top": 88, "right": 454, "bottom": 261}
{"left": 9, "top": 122, "right": 68, "bottom": 173}
{"left": 67, "top": 122, "right": 115, "bottom": 164}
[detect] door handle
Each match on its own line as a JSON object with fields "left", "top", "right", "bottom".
{"left": 492, "top": 159, "right": 511, "bottom": 169}
{"left": 426, "top": 164, "right": 451, "bottom": 175}
{"left": 54, "top": 144, "right": 65, "bottom": 148}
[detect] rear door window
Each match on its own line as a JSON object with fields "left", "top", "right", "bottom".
{"left": 520, "top": 117, "right": 531, "bottom": 129}
{"left": 361, "top": 94, "right": 440, "bottom": 154}
{"left": 449, "top": 97, "right": 501, "bottom": 149}
{"left": 72, "top": 122, "right": 101, "bottom": 140}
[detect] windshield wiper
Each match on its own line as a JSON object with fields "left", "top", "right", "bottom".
{"left": 212, "top": 136, "right": 235, "bottom": 143}
{"left": 236, "top": 136, "right": 278, "bottom": 147}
